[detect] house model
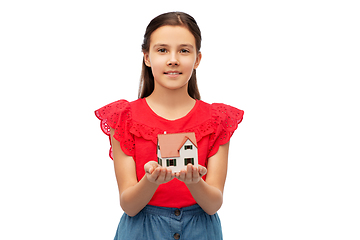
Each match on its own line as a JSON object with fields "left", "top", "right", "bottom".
{"left": 157, "top": 132, "right": 198, "bottom": 173}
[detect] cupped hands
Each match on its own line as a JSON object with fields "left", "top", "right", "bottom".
{"left": 175, "top": 164, "right": 207, "bottom": 184}
{"left": 144, "top": 161, "right": 175, "bottom": 185}
{"left": 144, "top": 161, "right": 207, "bottom": 185}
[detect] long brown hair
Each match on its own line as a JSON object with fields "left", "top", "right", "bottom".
{"left": 138, "top": 12, "right": 202, "bottom": 100}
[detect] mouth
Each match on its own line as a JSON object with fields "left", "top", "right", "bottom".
{"left": 164, "top": 71, "right": 182, "bottom": 75}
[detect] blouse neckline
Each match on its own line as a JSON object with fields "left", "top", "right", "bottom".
{"left": 142, "top": 98, "right": 200, "bottom": 122}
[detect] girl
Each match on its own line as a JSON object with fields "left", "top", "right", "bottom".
{"left": 95, "top": 12, "right": 244, "bottom": 240}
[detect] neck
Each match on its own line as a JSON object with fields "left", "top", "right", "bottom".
{"left": 147, "top": 83, "right": 195, "bottom": 109}
{"left": 145, "top": 83, "right": 196, "bottom": 120}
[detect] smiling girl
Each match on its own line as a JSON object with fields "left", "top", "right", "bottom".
{"left": 95, "top": 12, "right": 244, "bottom": 240}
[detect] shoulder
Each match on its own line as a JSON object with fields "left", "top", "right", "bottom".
{"left": 205, "top": 102, "right": 244, "bottom": 157}
{"left": 95, "top": 99, "right": 136, "bottom": 135}
{"left": 94, "top": 99, "right": 138, "bottom": 158}
{"left": 95, "top": 99, "right": 131, "bottom": 117}
{"left": 210, "top": 102, "right": 244, "bottom": 125}
{"left": 95, "top": 98, "right": 142, "bottom": 118}
{"left": 197, "top": 100, "right": 244, "bottom": 123}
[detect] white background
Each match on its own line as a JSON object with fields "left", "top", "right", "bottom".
{"left": 1, "top": 0, "right": 359, "bottom": 239}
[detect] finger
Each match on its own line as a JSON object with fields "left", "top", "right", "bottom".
{"left": 149, "top": 167, "right": 160, "bottom": 181}
{"left": 192, "top": 165, "right": 199, "bottom": 179}
{"left": 144, "top": 161, "right": 159, "bottom": 174}
{"left": 156, "top": 167, "right": 167, "bottom": 182}
{"left": 185, "top": 164, "right": 193, "bottom": 182}
{"left": 164, "top": 169, "right": 170, "bottom": 181}
{"left": 170, "top": 169, "right": 175, "bottom": 179}
{"left": 171, "top": 170, "right": 175, "bottom": 178}
{"left": 199, "top": 166, "right": 207, "bottom": 177}
{"left": 179, "top": 169, "right": 186, "bottom": 181}
{"left": 144, "top": 164, "right": 150, "bottom": 174}
{"left": 152, "top": 162, "right": 160, "bottom": 169}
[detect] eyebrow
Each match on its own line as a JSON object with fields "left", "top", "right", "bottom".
{"left": 153, "top": 44, "right": 194, "bottom": 49}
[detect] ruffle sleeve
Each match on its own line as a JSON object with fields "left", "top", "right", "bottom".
{"left": 95, "top": 100, "right": 135, "bottom": 159}
{"left": 208, "top": 103, "right": 244, "bottom": 158}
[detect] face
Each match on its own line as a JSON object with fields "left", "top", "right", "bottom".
{"left": 144, "top": 26, "right": 202, "bottom": 91}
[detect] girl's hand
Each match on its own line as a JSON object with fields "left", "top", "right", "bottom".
{"left": 144, "top": 161, "right": 175, "bottom": 185}
{"left": 175, "top": 164, "right": 207, "bottom": 184}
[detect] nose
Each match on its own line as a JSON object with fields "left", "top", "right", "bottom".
{"left": 167, "top": 53, "right": 179, "bottom": 66}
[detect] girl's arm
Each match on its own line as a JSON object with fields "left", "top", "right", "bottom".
{"left": 175, "top": 142, "right": 230, "bottom": 215}
{"left": 110, "top": 128, "right": 174, "bottom": 217}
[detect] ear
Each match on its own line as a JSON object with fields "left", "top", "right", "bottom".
{"left": 194, "top": 51, "right": 202, "bottom": 70}
{"left": 143, "top": 52, "right": 151, "bottom": 67}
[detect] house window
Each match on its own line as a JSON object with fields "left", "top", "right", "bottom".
{"left": 184, "top": 158, "right": 194, "bottom": 165}
{"left": 167, "top": 159, "right": 176, "bottom": 167}
{"left": 158, "top": 157, "right": 162, "bottom": 166}
{"left": 184, "top": 145, "right": 193, "bottom": 150}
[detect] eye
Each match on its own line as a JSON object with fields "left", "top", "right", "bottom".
{"left": 180, "top": 49, "right": 190, "bottom": 53}
{"left": 158, "top": 48, "right": 167, "bottom": 53}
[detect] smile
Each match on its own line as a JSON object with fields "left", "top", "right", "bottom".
{"left": 164, "top": 71, "right": 182, "bottom": 75}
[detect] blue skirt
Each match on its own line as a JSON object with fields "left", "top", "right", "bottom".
{"left": 114, "top": 204, "right": 223, "bottom": 240}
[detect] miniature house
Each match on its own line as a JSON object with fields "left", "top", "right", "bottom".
{"left": 157, "top": 132, "right": 198, "bottom": 172}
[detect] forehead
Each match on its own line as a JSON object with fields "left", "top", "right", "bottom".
{"left": 150, "top": 25, "right": 196, "bottom": 47}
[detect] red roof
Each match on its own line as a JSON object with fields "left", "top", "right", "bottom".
{"left": 157, "top": 132, "right": 197, "bottom": 158}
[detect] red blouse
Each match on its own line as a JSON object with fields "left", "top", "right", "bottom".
{"left": 95, "top": 98, "right": 244, "bottom": 208}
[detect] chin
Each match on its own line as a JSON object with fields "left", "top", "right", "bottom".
{"left": 155, "top": 76, "right": 190, "bottom": 91}
{"left": 157, "top": 80, "right": 189, "bottom": 91}
{"left": 164, "top": 83, "right": 189, "bottom": 91}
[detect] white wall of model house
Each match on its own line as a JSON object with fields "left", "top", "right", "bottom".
{"left": 157, "top": 139, "right": 198, "bottom": 172}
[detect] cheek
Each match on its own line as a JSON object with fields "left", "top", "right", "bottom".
{"left": 149, "top": 57, "right": 165, "bottom": 76}
{"left": 181, "top": 57, "right": 197, "bottom": 74}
